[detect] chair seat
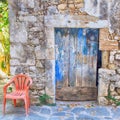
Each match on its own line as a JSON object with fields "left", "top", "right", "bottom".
{"left": 6, "top": 90, "right": 25, "bottom": 99}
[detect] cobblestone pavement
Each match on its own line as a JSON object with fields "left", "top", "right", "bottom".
{"left": 0, "top": 101, "right": 120, "bottom": 120}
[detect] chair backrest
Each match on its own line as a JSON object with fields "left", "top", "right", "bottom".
{"left": 12, "top": 74, "right": 32, "bottom": 90}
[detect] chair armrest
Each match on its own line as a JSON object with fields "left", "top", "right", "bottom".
{"left": 3, "top": 80, "right": 14, "bottom": 95}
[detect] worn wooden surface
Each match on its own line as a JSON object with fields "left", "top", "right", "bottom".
{"left": 55, "top": 28, "right": 99, "bottom": 101}
{"left": 56, "top": 87, "right": 98, "bottom": 101}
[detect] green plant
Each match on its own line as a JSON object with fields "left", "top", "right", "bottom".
{"left": 39, "top": 93, "right": 51, "bottom": 105}
{"left": 0, "top": 0, "right": 10, "bottom": 74}
{"left": 8, "top": 86, "right": 12, "bottom": 92}
{"left": 1, "top": 60, "right": 6, "bottom": 69}
{"left": 105, "top": 91, "right": 120, "bottom": 106}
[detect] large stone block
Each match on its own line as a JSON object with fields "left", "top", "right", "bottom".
{"left": 36, "top": 60, "right": 44, "bottom": 68}
{"left": 28, "top": 38, "right": 40, "bottom": 45}
{"left": 74, "top": 0, "right": 84, "bottom": 3}
{"left": 10, "top": 59, "right": 20, "bottom": 66}
{"left": 10, "top": 44, "right": 35, "bottom": 65}
{"left": 19, "top": 16, "right": 37, "bottom": 22}
{"left": 98, "top": 68, "right": 116, "bottom": 97}
{"left": 10, "top": 44, "right": 24, "bottom": 59}
{"left": 27, "top": 0, "right": 34, "bottom": 8}
{"left": 46, "top": 47, "right": 55, "bottom": 60}
{"left": 98, "top": 97, "right": 108, "bottom": 105}
{"left": 58, "top": 4, "right": 67, "bottom": 10}
{"left": 35, "top": 46, "right": 45, "bottom": 59}
{"left": 10, "top": 22, "right": 27, "bottom": 43}
{"left": 115, "top": 81, "right": 120, "bottom": 88}
{"left": 109, "top": 51, "right": 116, "bottom": 63}
{"left": 98, "top": 77, "right": 109, "bottom": 97}
{"left": 100, "top": 40, "right": 118, "bottom": 50}
{"left": 99, "top": 0, "right": 108, "bottom": 19}
{"left": 47, "top": 6, "right": 58, "bottom": 15}
{"left": 10, "top": 66, "right": 29, "bottom": 75}
{"left": 99, "top": 28, "right": 119, "bottom": 50}
{"left": 115, "top": 53, "right": 120, "bottom": 60}
{"left": 102, "top": 51, "right": 109, "bottom": 68}
{"left": 109, "top": 0, "right": 120, "bottom": 35}
{"left": 99, "top": 68, "right": 116, "bottom": 77}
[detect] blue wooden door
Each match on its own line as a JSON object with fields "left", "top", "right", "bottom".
{"left": 55, "top": 28, "right": 99, "bottom": 101}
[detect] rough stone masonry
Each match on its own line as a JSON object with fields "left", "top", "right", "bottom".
{"left": 8, "top": 0, "right": 120, "bottom": 105}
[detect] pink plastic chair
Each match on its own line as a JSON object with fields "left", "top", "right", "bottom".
{"left": 3, "top": 74, "right": 32, "bottom": 115}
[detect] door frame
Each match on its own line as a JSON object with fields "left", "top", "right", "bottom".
{"left": 44, "top": 15, "right": 108, "bottom": 103}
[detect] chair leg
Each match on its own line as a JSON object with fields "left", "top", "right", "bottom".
{"left": 13, "top": 99, "right": 16, "bottom": 107}
{"left": 24, "top": 98, "right": 28, "bottom": 115}
{"left": 28, "top": 96, "right": 30, "bottom": 108}
{"left": 3, "top": 97, "right": 6, "bottom": 114}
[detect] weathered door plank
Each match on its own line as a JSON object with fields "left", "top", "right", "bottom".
{"left": 55, "top": 28, "right": 99, "bottom": 101}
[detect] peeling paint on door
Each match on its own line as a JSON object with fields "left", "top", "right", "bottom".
{"left": 55, "top": 28, "right": 99, "bottom": 100}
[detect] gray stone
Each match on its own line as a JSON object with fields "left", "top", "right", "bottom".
{"left": 10, "top": 22, "right": 27, "bottom": 43}
{"left": 110, "top": 83, "right": 115, "bottom": 92}
{"left": 109, "top": 51, "right": 116, "bottom": 63}
{"left": 84, "top": 0, "right": 99, "bottom": 17}
{"left": 98, "top": 97, "right": 109, "bottom": 105}
{"left": 35, "top": 46, "right": 45, "bottom": 59}
{"left": 30, "top": 38, "right": 40, "bottom": 45}
{"left": 99, "top": 68, "right": 116, "bottom": 76}
{"left": 116, "top": 69, "right": 120, "bottom": 74}
{"left": 116, "top": 88, "right": 120, "bottom": 95}
{"left": 36, "top": 60, "right": 44, "bottom": 68}
{"left": 115, "top": 53, "right": 120, "bottom": 60}
{"left": 27, "top": 0, "right": 34, "bottom": 8}
{"left": 47, "top": 6, "right": 58, "bottom": 15}
{"left": 29, "top": 27, "right": 41, "bottom": 32}
{"left": 10, "top": 59, "right": 20, "bottom": 66}
{"left": 19, "top": 16, "right": 37, "bottom": 22}
{"left": 99, "top": 0, "right": 108, "bottom": 20}
{"left": 109, "top": 0, "right": 120, "bottom": 35}
{"left": 10, "top": 44, "right": 24, "bottom": 59}
{"left": 115, "top": 81, "right": 120, "bottom": 88}
{"left": 98, "top": 78, "right": 109, "bottom": 97}
{"left": 29, "top": 66, "right": 37, "bottom": 75}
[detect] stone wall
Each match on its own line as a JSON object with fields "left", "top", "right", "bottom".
{"left": 8, "top": 0, "right": 120, "bottom": 105}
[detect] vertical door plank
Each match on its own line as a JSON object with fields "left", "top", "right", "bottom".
{"left": 55, "top": 28, "right": 69, "bottom": 88}
{"left": 86, "top": 29, "right": 99, "bottom": 87}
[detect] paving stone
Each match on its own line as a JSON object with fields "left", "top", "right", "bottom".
{"left": 86, "top": 106, "right": 110, "bottom": 117}
{"left": 49, "top": 116, "right": 63, "bottom": 120}
{"left": 103, "top": 117, "right": 113, "bottom": 120}
{"left": 12, "top": 115, "right": 26, "bottom": 120}
{"left": 57, "top": 106, "right": 70, "bottom": 112}
{"left": 30, "top": 106, "right": 41, "bottom": 112}
{"left": 1, "top": 115, "right": 14, "bottom": 120}
{"left": 28, "top": 113, "right": 48, "bottom": 120}
{"left": 0, "top": 104, "right": 118, "bottom": 120}
{"left": 112, "top": 108, "right": 120, "bottom": 119}
{"left": 52, "top": 112, "right": 66, "bottom": 116}
{"left": 39, "top": 107, "right": 51, "bottom": 115}
{"left": 65, "top": 117, "right": 75, "bottom": 120}
{"left": 71, "top": 107, "right": 86, "bottom": 114}
{"left": 76, "top": 114, "right": 101, "bottom": 120}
